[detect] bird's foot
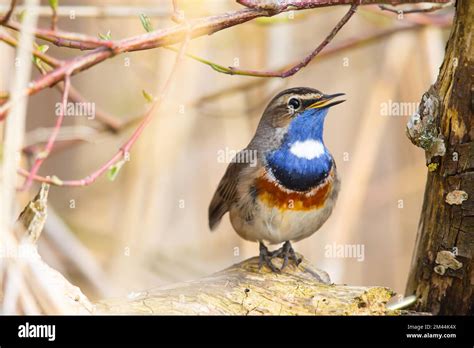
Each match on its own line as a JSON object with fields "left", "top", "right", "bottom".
{"left": 272, "top": 241, "right": 302, "bottom": 271}
{"left": 258, "top": 242, "right": 280, "bottom": 273}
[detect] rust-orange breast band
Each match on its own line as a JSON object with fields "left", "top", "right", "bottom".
{"left": 255, "top": 168, "right": 334, "bottom": 211}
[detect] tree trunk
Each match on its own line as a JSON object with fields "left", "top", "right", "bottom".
{"left": 405, "top": 0, "right": 474, "bottom": 315}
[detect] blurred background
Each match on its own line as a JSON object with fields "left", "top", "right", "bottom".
{"left": 0, "top": 0, "right": 453, "bottom": 301}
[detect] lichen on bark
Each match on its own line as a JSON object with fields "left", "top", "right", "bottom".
{"left": 406, "top": 88, "right": 446, "bottom": 163}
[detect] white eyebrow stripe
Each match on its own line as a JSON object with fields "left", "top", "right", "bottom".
{"left": 295, "top": 93, "right": 321, "bottom": 100}
{"left": 289, "top": 139, "right": 325, "bottom": 160}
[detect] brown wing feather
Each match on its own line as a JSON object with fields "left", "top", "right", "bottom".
{"left": 208, "top": 161, "right": 246, "bottom": 231}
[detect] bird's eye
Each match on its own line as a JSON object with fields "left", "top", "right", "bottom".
{"left": 288, "top": 97, "right": 301, "bottom": 110}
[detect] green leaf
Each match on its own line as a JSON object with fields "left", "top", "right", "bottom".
{"left": 210, "top": 64, "right": 231, "bottom": 74}
{"left": 98, "top": 30, "right": 112, "bottom": 40}
{"left": 37, "top": 45, "right": 49, "bottom": 53}
{"left": 107, "top": 160, "right": 126, "bottom": 181}
{"left": 32, "top": 45, "right": 46, "bottom": 67}
{"left": 164, "top": 46, "right": 233, "bottom": 75}
{"left": 139, "top": 14, "right": 154, "bottom": 33}
{"left": 17, "top": 10, "right": 26, "bottom": 23}
{"left": 48, "top": 0, "right": 59, "bottom": 11}
{"left": 142, "top": 89, "right": 154, "bottom": 103}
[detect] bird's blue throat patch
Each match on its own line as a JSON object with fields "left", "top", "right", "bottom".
{"left": 266, "top": 108, "right": 333, "bottom": 192}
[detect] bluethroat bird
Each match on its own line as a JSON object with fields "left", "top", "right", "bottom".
{"left": 209, "top": 87, "right": 344, "bottom": 272}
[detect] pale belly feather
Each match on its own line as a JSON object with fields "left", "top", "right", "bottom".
{"left": 229, "top": 173, "right": 340, "bottom": 245}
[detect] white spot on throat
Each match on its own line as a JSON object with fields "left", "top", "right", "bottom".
{"left": 289, "top": 139, "right": 325, "bottom": 160}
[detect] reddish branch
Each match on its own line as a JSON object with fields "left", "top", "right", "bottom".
{"left": 0, "top": 0, "right": 452, "bottom": 116}
{"left": 0, "top": 31, "right": 129, "bottom": 134}
{"left": 0, "top": 0, "right": 452, "bottom": 188}
{"left": 19, "top": 15, "right": 452, "bottom": 155}
{"left": 227, "top": 4, "right": 358, "bottom": 77}
{"left": 21, "top": 75, "right": 71, "bottom": 190}
{"left": 18, "top": 29, "right": 192, "bottom": 187}
{"left": 3, "top": 20, "right": 115, "bottom": 50}
{"left": 1, "top": 0, "right": 451, "bottom": 52}
{"left": 1, "top": 1, "right": 450, "bottom": 118}
{"left": 16, "top": 17, "right": 454, "bottom": 187}
{"left": 0, "top": 31, "right": 62, "bottom": 67}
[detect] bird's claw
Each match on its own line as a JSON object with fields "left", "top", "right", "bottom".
{"left": 258, "top": 242, "right": 281, "bottom": 273}
{"left": 271, "top": 241, "right": 302, "bottom": 270}
{"left": 259, "top": 241, "right": 301, "bottom": 272}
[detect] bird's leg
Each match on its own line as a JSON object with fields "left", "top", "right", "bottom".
{"left": 258, "top": 242, "right": 280, "bottom": 273}
{"left": 275, "top": 241, "right": 302, "bottom": 270}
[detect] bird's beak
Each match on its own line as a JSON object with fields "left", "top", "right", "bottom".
{"left": 308, "top": 93, "right": 346, "bottom": 109}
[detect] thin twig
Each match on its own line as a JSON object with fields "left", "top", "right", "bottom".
{"left": 50, "top": 4, "right": 58, "bottom": 31}
{"left": 16, "top": 20, "right": 443, "bottom": 163}
{"left": 0, "top": 32, "right": 130, "bottom": 131}
{"left": 18, "top": 27, "right": 192, "bottom": 187}
{"left": 275, "top": 3, "right": 357, "bottom": 78}
{"left": 0, "top": 31, "right": 62, "bottom": 67}
{"left": 171, "top": 0, "right": 184, "bottom": 23}
{"left": 237, "top": 0, "right": 449, "bottom": 10}
{"left": 2, "top": 0, "right": 453, "bottom": 189}
{"left": 5, "top": 31, "right": 144, "bottom": 134}
{"left": 12, "top": 15, "right": 432, "bottom": 185}
{"left": 0, "top": 4, "right": 171, "bottom": 18}
{"left": 363, "top": 4, "right": 453, "bottom": 25}
{"left": 0, "top": 0, "right": 451, "bottom": 120}
{"left": 1, "top": 0, "right": 450, "bottom": 52}
{"left": 21, "top": 75, "right": 71, "bottom": 191}
{"left": 20, "top": 16, "right": 452, "bottom": 153}
{"left": 4, "top": 20, "right": 115, "bottom": 50}
{"left": 172, "top": 4, "right": 360, "bottom": 78}
{"left": 378, "top": 1, "right": 452, "bottom": 14}
{"left": 0, "top": 0, "right": 16, "bottom": 25}
{"left": 0, "top": 3, "right": 452, "bottom": 133}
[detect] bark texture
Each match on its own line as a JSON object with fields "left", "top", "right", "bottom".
{"left": 405, "top": 0, "right": 474, "bottom": 315}
{"left": 96, "top": 256, "right": 397, "bottom": 315}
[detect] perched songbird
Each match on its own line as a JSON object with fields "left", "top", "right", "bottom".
{"left": 209, "top": 87, "right": 344, "bottom": 272}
